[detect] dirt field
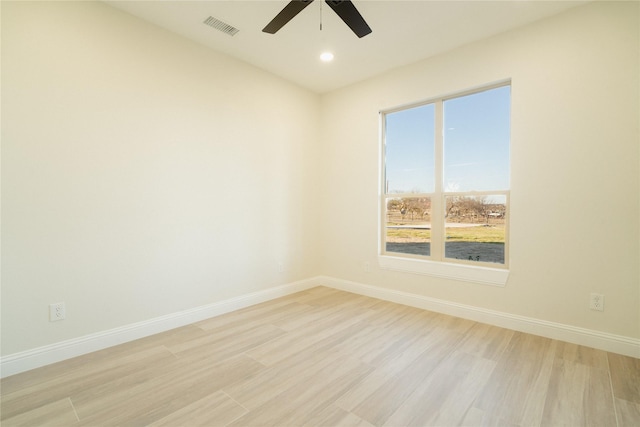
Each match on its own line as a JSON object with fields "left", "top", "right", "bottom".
{"left": 386, "top": 241, "right": 505, "bottom": 264}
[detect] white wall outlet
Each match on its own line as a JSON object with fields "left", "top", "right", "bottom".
{"left": 363, "top": 261, "right": 371, "bottom": 272}
{"left": 589, "top": 293, "right": 604, "bottom": 311}
{"left": 277, "top": 262, "right": 284, "bottom": 273}
{"left": 49, "top": 302, "right": 66, "bottom": 321}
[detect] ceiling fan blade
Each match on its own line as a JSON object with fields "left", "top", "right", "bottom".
{"left": 263, "top": 0, "right": 315, "bottom": 34}
{"left": 325, "top": 0, "right": 372, "bottom": 38}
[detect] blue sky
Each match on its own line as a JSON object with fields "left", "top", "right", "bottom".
{"left": 385, "top": 85, "right": 510, "bottom": 195}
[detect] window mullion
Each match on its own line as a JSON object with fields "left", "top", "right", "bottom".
{"left": 431, "top": 100, "right": 444, "bottom": 260}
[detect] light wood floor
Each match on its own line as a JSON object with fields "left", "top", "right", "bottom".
{"left": 2, "top": 286, "right": 639, "bottom": 426}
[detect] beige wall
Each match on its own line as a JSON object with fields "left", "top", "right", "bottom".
{"left": 319, "top": 1, "right": 639, "bottom": 339}
{"left": 2, "top": 0, "right": 638, "bottom": 360}
{"left": 1, "top": 1, "right": 321, "bottom": 355}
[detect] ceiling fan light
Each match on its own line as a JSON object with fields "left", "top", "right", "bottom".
{"left": 320, "top": 52, "right": 334, "bottom": 62}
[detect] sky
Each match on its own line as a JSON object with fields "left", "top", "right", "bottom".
{"left": 385, "top": 85, "right": 510, "bottom": 196}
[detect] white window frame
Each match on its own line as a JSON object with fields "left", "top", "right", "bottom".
{"left": 378, "top": 81, "right": 511, "bottom": 286}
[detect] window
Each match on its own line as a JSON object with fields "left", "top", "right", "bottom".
{"left": 380, "top": 83, "right": 510, "bottom": 282}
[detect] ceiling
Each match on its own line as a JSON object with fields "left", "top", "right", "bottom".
{"left": 104, "top": 0, "right": 587, "bottom": 93}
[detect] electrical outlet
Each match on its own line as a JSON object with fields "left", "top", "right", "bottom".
{"left": 49, "top": 302, "right": 66, "bottom": 321}
{"left": 277, "top": 262, "right": 284, "bottom": 273}
{"left": 589, "top": 293, "right": 604, "bottom": 311}
{"left": 363, "top": 261, "right": 371, "bottom": 272}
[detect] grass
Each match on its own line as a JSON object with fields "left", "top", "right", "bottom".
{"left": 445, "top": 225, "right": 505, "bottom": 243}
{"left": 386, "top": 224, "right": 505, "bottom": 243}
{"left": 386, "top": 228, "right": 431, "bottom": 242}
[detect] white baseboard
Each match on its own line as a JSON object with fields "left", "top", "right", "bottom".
{"left": 2, "top": 275, "right": 637, "bottom": 378}
{"left": 0, "top": 278, "right": 320, "bottom": 378}
{"left": 317, "top": 276, "right": 640, "bottom": 359}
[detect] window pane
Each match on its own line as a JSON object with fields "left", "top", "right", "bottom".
{"left": 385, "top": 104, "right": 435, "bottom": 194}
{"left": 444, "top": 195, "right": 506, "bottom": 264}
{"left": 385, "top": 197, "right": 431, "bottom": 257}
{"left": 443, "top": 86, "right": 510, "bottom": 192}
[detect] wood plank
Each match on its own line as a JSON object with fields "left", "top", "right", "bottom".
{"left": 195, "top": 300, "right": 308, "bottom": 332}
{"left": 554, "top": 341, "right": 609, "bottom": 369}
{"left": 473, "top": 332, "right": 557, "bottom": 426}
{"left": 147, "top": 390, "right": 247, "bottom": 427}
{"left": 303, "top": 405, "right": 376, "bottom": 427}
{"left": 349, "top": 326, "right": 462, "bottom": 425}
{"left": 245, "top": 309, "right": 371, "bottom": 366}
{"left": 608, "top": 352, "right": 640, "bottom": 404}
{"left": 167, "top": 323, "right": 285, "bottom": 358}
{"left": 615, "top": 397, "right": 640, "bottom": 427}
{"left": 227, "top": 354, "right": 373, "bottom": 426}
{"left": 1, "top": 398, "right": 79, "bottom": 427}
{"left": 541, "top": 358, "right": 617, "bottom": 426}
{"left": 456, "top": 322, "right": 514, "bottom": 361}
{"left": 331, "top": 307, "right": 435, "bottom": 368}
{"left": 0, "top": 325, "right": 202, "bottom": 395}
{"left": 1, "top": 346, "right": 176, "bottom": 420}
{"left": 334, "top": 323, "right": 449, "bottom": 413}
{"left": 383, "top": 350, "right": 496, "bottom": 426}
{"left": 223, "top": 349, "right": 347, "bottom": 411}
{"left": 1, "top": 287, "right": 638, "bottom": 427}
{"left": 74, "top": 354, "right": 264, "bottom": 426}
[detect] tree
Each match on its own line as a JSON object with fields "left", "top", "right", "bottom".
{"left": 387, "top": 197, "right": 431, "bottom": 223}
{"left": 446, "top": 196, "right": 490, "bottom": 223}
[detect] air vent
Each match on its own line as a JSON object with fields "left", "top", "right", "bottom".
{"left": 203, "top": 16, "right": 239, "bottom": 36}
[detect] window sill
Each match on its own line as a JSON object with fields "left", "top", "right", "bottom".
{"left": 378, "top": 255, "right": 509, "bottom": 286}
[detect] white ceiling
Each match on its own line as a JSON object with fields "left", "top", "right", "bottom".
{"left": 104, "top": 0, "right": 587, "bottom": 93}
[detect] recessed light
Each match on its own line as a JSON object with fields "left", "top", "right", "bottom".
{"left": 320, "top": 52, "right": 334, "bottom": 62}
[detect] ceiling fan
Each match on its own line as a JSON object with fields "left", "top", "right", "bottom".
{"left": 263, "top": 0, "right": 372, "bottom": 38}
